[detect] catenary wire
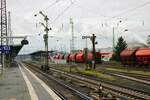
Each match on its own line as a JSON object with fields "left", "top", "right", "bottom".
{"left": 50, "top": 0, "right": 76, "bottom": 24}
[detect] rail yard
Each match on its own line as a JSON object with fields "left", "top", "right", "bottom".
{"left": 21, "top": 61, "right": 150, "bottom": 100}
{"left": 0, "top": 0, "right": 150, "bottom": 100}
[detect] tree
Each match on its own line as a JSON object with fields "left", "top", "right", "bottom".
{"left": 111, "top": 36, "right": 127, "bottom": 61}
{"left": 146, "top": 35, "right": 150, "bottom": 45}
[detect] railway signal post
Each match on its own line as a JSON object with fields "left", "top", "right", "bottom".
{"left": 35, "top": 11, "right": 51, "bottom": 71}
{"left": 82, "top": 34, "right": 98, "bottom": 69}
{"left": 91, "top": 34, "right": 96, "bottom": 69}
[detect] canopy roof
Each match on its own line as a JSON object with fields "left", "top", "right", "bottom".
{"left": 9, "top": 45, "right": 23, "bottom": 58}
{"left": 29, "top": 50, "right": 54, "bottom": 55}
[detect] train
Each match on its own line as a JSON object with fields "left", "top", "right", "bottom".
{"left": 53, "top": 48, "right": 150, "bottom": 66}
{"left": 53, "top": 51, "right": 103, "bottom": 64}
{"left": 120, "top": 48, "right": 150, "bottom": 66}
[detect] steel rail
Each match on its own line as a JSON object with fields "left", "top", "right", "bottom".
{"left": 50, "top": 68, "right": 150, "bottom": 100}
{"left": 23, "top": 62, "right": 93, "bottom": 100}
{"left": 24, "top": 62, "right": 150, "bottom": 100}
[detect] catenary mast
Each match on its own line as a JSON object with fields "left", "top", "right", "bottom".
{"left": 1, "top": 0, "right": 8, "bottom": 68}
{"left": 8, "top": 11, "right": 13, "bottom": 45}
{"left": 1, "top": 0, "right": 7, "bottom": 45}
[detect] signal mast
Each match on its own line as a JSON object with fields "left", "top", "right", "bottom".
{"left": 1, "top": 0, "right": 8, "bottom": 69}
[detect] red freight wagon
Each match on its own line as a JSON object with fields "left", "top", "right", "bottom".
{"left": 53, "top": 55, "right": 56, "bottom": 59}
{"left": 69, "top": 53, "right": 77, "bottom": 62}
{"left": 87, "top": 52, "right": 101, "bottom": 63}
{"left": 87, "top": 52, "right": 93, "bottom": 62}
{"left": 64, "top": 54, "right": 70, "bottom": 62}
{"left": 96, "top": 52, "right": 101, "bottom": 63}
{"left": 55, "top": 55, "right": 59, "bottom": 59}
{"left": 120, "top": 49, "right": 137, "bottom": 65}
{"left": 136, "top": 48, "right": 150, "bottom": 65}
{"left": 57, "top": 55, "right": 61, "bottom": 59}
{"left": 76, "top": 53, "right": 84, "bottom": 63}
{"left": 59, "top": 54, "right": 65, "bottom": 59}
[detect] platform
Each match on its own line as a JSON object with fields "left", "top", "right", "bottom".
{"left": 0, "top": 62, "right": 61, "bottom": 100}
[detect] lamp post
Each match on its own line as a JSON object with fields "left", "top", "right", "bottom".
{"left": 112, "top": 20, "right": 122, "bottom": 51}
{"left": 35, "top": 11, "right": 51, "bottom": 71}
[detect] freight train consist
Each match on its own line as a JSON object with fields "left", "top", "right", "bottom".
{"left": 120, "top": 48, "right": 150, "bottom": 66}
{"left": 53, "top": 51, "right": 104, "bottom": 64}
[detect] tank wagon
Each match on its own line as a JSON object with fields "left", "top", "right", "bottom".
{"left": 75, "top": 52, "right": 84, "bottom": 63}
{"left": 64, "top": 54, "right": 70, "bottom": 63}
{"left": 53, "top": 51, "right": 102, "bottom": 64}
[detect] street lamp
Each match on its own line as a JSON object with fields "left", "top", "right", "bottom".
{"left": 112, "top": 20, "right": 122, "bottom": 51}
{"left": 35, "top": 11, "right": 51, "bottom": 71}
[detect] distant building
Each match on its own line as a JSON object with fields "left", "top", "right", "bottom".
{"left": 16, "top": 54, "right": 31, "bottom": 61}
{"left": 101, "top": 52, "right": 113, "bottom": 61}
{"left": 29, "top": 50, "right": 55, "bottom": 61}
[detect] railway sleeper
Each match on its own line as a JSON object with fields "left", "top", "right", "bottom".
{"left": 24, "top": 62, "right": 150, "bottom": 100}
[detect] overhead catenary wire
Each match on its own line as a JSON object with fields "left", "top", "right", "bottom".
{"left": 73, "top": 3, "right": 110, "bottom": 18}
{"left": 111, "top": 1, "right": 150, "bottom": 18}
{"left": 70, "top": 1, "right": 150, "bottom": 21}
{"left": 41, "top": 0, "right": 62, "bottom": 12}
{"left": 15, "top": 0, "right": 62, "bottom": 12}
{"left": 12, "top": 1, "right": 150, "bottom": 35}
{"left": 50, "top": 0, "right": 76, "bottom": 24}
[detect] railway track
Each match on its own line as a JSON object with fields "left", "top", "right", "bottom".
{"left": 21, "top": 62, "right": 93, "bottom": 100}
{"left": 50, "top": 63, "right": 150, "bottom": 94}
{"left": 125, "top": 74, "right": 150, "bottom": 82}
{"left": 109, "top": 73, "right": 150, "bottom": 85}
{"left": 24, "top": 62, "right": 150, "bottom": 100}
{"left": 48, "top": 63, "right": 150, "bottom": 83}
{"left": 58, "top": 63, "right": 150, "bottom": 85}
{"left": 50, "top": 68, "right": 150, "bottom": 100}
{"left": 97, "top": 66, "right": 150, "bottom": 85}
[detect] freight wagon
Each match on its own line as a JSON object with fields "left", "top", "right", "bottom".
{"left": 53, "top": 51, "right": 102, "bottom": 64}
{"left": 120, "top": 48, "right": 150, "bottom": 66}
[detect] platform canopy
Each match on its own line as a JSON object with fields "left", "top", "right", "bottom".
{"left": 29, "top": 50, "right": 55, "bottom": 56}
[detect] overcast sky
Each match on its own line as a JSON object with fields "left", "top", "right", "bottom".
{"left": 6, "top": 0, "right": 150, "bottom": 54}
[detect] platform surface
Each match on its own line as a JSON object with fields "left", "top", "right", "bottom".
{"left": 0, "top": 62, "right": 61, "bottom": 100}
